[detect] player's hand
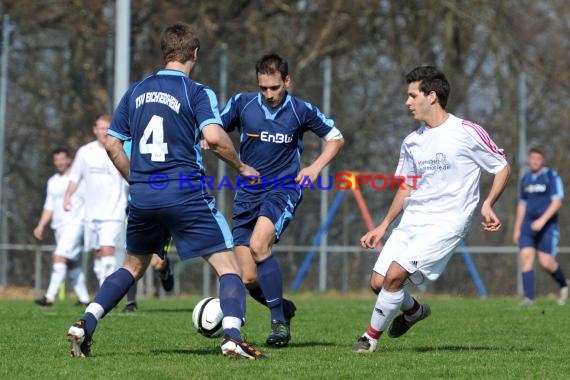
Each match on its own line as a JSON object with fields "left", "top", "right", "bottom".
{"left": 200, "top": 139, "right": 210, "bottom": 150}
{"left": 530, "top": 219, "right": 545, "bottom": 232}
{"left": 512, "top": 229, "right": 520, "bottom": 245}
{"left": 239, "top": 164, "right": 260, "bottom": 185}
{"left": 295, "top": 167, "right": 319, "bottom": 187}
{"left": 63, "top": 196, "right": 72, "bottom": 212}
{"left": 360, "top": 225, "right": 386, "bottom": 249}
{"left": 481, "top": 204, "right": 502, "bottom": 232}
{"left": 33, "top": 226, "right": 44, "bottom": 241}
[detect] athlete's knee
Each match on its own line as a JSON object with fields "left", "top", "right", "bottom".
{"left": 369, "top": 275, "right": 384, "bottom": 295}
{"left": 538, "top": 253, "right": 557, "bottom": 271}
{"left": 150, "top": 254, "right": 166, "bottom": 271}
{"left": 242, "top": 276, "right": 258, "bottom": 288}
{"left": 249, "top": 239, "right": 271, "bottom": 261}
{"left": 383, "top": 266, "right": 408, "bottom": 292}
{"left": 123, "top": 254, "right": 151, "bottom": 279}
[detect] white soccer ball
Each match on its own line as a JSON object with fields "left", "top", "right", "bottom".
{"left": 192, "top": 297, "right": 224, "bottom": 338}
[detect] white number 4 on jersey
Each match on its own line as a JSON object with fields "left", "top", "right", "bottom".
{"left": 139, "top": 115, "right": 169, "bottom": 162}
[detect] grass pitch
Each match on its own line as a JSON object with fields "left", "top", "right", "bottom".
{"left": 0, "top": 294, "right": 568, "bottom": 379}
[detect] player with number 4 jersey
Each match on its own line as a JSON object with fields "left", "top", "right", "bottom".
{"left": 67, "top": 23, "right": 264, "bottom": 360}
{"left": 109, "top": 72, "right": 217, "bottom": 208}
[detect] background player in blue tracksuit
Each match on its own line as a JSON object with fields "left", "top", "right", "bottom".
{"left": 220, "top": 53, "right": 344, "bottom": 347}
{"left": 513, "top": 147, "right": 567, "bottom": 305}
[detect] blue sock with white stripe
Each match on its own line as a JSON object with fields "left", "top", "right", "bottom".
{"left": 219, "top": 273, "right": 246, "bottom": 340}
{"left": 83, "top": 268, "right": 135, "bottom": 334}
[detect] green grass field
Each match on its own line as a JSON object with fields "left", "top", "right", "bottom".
{"left": 0, "top": 294, "right": 568, "bottom": 379}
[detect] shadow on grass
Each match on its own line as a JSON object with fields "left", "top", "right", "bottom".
{"left": 151, "top": 348, "right": 220, "bottom": 356}
{"left": 410, "top": 345, "right": 532, "bottom": 353}
{"left": 140, "top": 308, "right": 194, "bottom": 313}
{"left": 286, "top": 341, "right": 337, "bottom": 348}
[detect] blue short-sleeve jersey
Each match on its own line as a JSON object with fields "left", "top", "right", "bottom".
{"left": 221, "top": 92, "right": 335, "bottom": 197}
{"left": 520, "top": 168, "right": 564, "bottom": 223}
{"left": 109, "top": 69, "right": 223, "bottom": 208}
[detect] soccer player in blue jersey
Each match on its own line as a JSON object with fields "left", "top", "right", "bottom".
{"left": 119, "top": 140, "right": 175, "bottom": 313}
{"left": 66, "top": 23, "right": 265, "bottom": 360}
{"left": 220, "top": 53, "right": 344, "bottom": 347}
{"left": 513, "top": 147, "right": 567, "bottom": 306}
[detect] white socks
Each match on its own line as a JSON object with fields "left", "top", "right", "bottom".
{"left": 369, "top": 288, "right": 405, "bottom": 332}
{"left": 45, "top": 263, "right": 67, "bottom": 302}
{"left": 95, "top": 256, "right": 117, "bottom": 286}
{"left": 100, "top": 256, "right": 117, "bottom": 284}
{"left": 93, "top": 258, "right": 103, "bottom": 286}
{"left": 69, "top": 267, "right": 90, "bottom": 304}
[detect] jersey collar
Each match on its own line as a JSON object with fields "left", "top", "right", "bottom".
{"left": 257, "top": 92, "right": 291, "bottom": 118}
{"left": 156, "top": 69, "right": 186, "bottom": 77}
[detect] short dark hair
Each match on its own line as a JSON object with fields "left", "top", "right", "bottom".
{"left": 406, "top": 66, "right": 450, "bottom": 108}
{"left": 52, "top": 147, "right": 70, "bottom": 157}
{"left": 161, "top": 22, "right": 200, "bottom": 64}
{"left": 255, "top": 53, "right": 288, "bottom": 80}
{"left": 528, "top": 147, "right": 544, "bottom": 157}
{"left": 94, "top": 113, "right": 111, "bottom": 124}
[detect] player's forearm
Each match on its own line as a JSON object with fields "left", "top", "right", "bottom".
{"left": 105, "top": 136, "right": 130, "bottom": 180}
{"left": 65, "top": 181, "right": 79, "bottom": 199}
{"left": 537, "top": 198, "right": 562, "bottom": 224}
{"left": 202, "top": 124, "right": 244, "bottom": 172}
{"left": 310, "top": 138, "right": 344, "bottom": 173}
{"left": 513, "top": 202, "right": 526, "bottom": 230}
{"left": 380, "top": 185, "right": 411, "bottom": 227}
{"left": 36, "top": 209, "right": 52, "bottom": 229}
{"left": 483, "top": 164, "right": 511, "bottom": 207}
{"left": 208, "top": 132, "right": 244, "bottom": 172}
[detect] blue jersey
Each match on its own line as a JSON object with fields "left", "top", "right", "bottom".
{"left": 221, "top": 92, "right": 335, "bottom": 196}
{"left": 109, "top": 69, "right": 223, "bottom": 209}
{"left": 520, "top": 168, "right": 564, "bottom": 223}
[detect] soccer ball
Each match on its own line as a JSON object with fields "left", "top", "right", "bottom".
{"left": 192, "top": 297, "right": 224, "bottom": 338}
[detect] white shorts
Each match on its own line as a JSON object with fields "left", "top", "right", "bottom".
{"left": 54, "top": 223, "right": 84, "bottom": 261}
{"left": 373, "top": 223, "right": 463, "bottom": 282}
{"left": 84, "top": 220, "right": 123, "bottom": 251}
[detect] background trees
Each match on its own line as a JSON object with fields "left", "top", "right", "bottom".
{"left": 0, "top": 0, "right": 568, "bottom": 293}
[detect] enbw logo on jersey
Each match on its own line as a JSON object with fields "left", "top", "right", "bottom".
{"left": 259, "top": 131, "right": 293, "bottom": 144}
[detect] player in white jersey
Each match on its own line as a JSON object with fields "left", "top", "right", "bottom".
{"left": 64, "top": 114, "right": 128, "bottom": 287}
{"left": 352, "top": 66, "right": 510, "bottom": 353}
{"left": 33, "top": 148, "right": 90, "bottom": 306}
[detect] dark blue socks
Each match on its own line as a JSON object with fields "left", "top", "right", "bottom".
{"left": 219, "top": 273, "right": 246, "bottom": 339}
{"left": 522, "top": 270, "right": 535, "bottom": 300}
{"left": 248, "top": 285, "right": 267, "bottom": 306}
{"left": 550, "top": 266, "right": 568, "bottom": 288}
{"left": 83, "top": 268, "right": 135, "bottom": 334}
{"left": 256, "top": 255, "right": 285, "bottom": 322}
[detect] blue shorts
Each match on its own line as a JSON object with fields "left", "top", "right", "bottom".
{"left": 232, "top": 189, "right": 302, "bottom": 246}
{"left": 519, "top": 220, "right": 560, "bottom": 255}
{"left": 126, "top": 197, "right": 233, "bottom": 260}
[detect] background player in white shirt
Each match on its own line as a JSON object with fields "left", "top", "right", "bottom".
{"left": 352, "top": 66, "right": 511, "bottom": 353}
{"left": 64, "top": 114, "right": 128, "bottom": 287}
{"left": 33, "top": 148, "right": 90, "bottom": 306}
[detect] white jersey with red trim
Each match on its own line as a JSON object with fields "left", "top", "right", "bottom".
{"left": 395, "top": 113, "right": 507, "bottom": 234}
{"left": 68, "top": 140, "right": 127, "bottom": 222}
